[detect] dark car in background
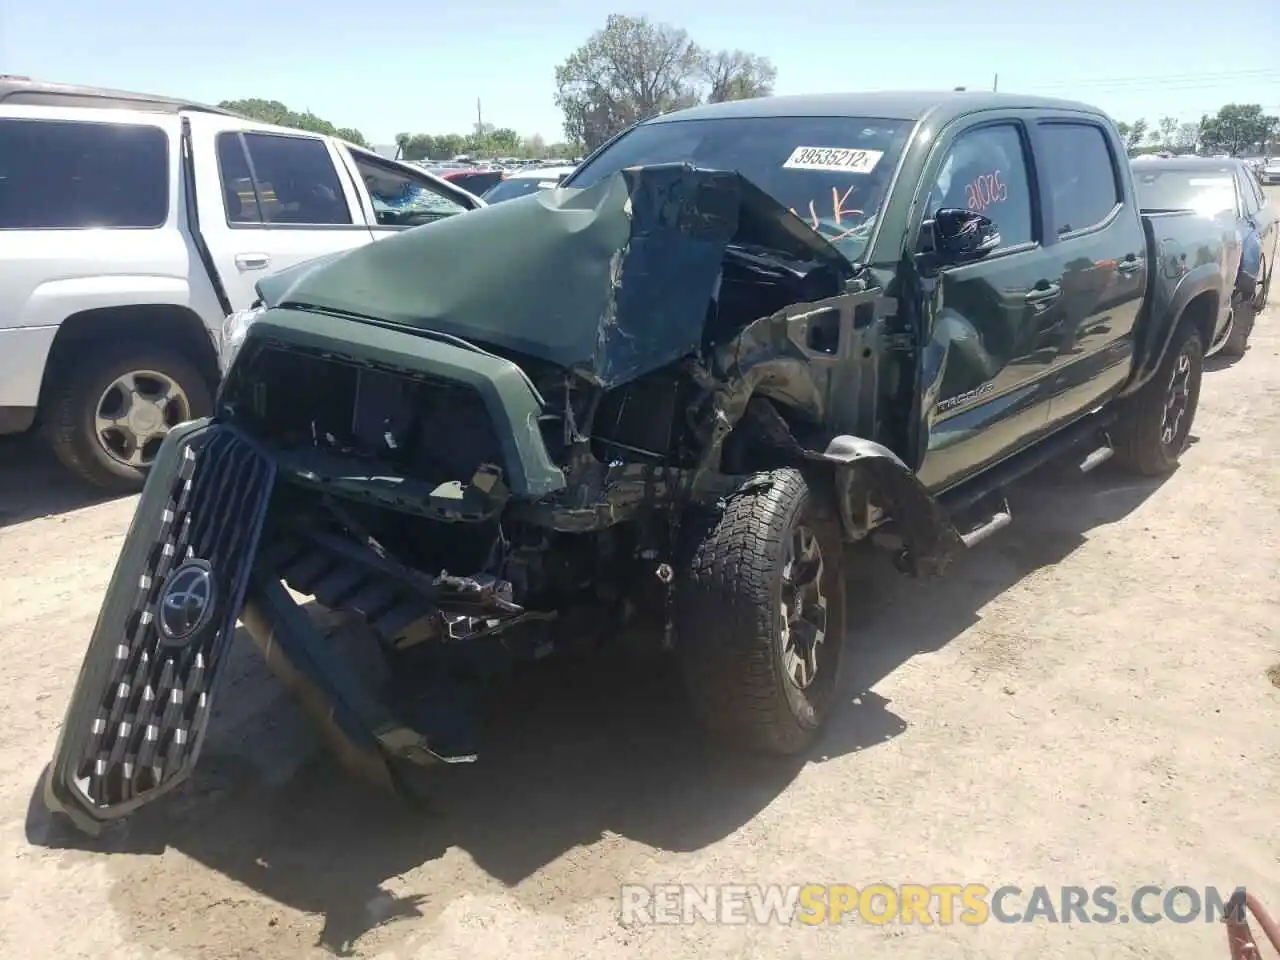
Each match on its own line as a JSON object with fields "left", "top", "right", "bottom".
{"left": 1259, "top": 157, "right": 1280, "bottom": 185}
{"left": 1132, "top": 156, "right": 1275, "bottom": 356}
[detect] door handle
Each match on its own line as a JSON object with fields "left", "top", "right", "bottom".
{"left": 1025, "top": 283, "right": 1062, "bottom": 308}
{"left": 1116, "top": 256, "right": 1144, "bottom": 276}
{"left": 235, "top": 253, "right": 272, "bottom": 270}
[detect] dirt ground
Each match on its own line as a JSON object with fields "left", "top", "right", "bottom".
{"left": 1, "top": 241, "right": 1278, "bottom": 959}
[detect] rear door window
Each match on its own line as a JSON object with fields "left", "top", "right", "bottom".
{"left": 218, "top": 132, "right": 352, "bottom": 226}
{"left": 1036, "top": 122, "right": 1121, "bottom": 235}
{"left": 0, "top": 118, "right": 168, "bottom": 229}
{"left": 1235, "top": 167, "right": 1261, "bottom": 216}
{"left": 349, "top": 151, "right": 470, "bottom": 226}
{"left": 216, "top": 133, "right": 259, "bottom": 223}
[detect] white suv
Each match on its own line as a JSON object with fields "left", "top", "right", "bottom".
{"left": 0, "top": 77, "right": 484, "bottom": 490}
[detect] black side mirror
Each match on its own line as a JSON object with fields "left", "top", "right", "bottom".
{"left": 921, "top": 208, "right": 1001, "bottom": 265}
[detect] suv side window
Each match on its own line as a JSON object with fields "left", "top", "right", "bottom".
{"left": 926, "top": 123, "right": 1035, "bottom": 248}
{"left": 1036, "top": 122, "right": 1120, "bottom": 235}
{"left": 0, "top": 118, "right": 168, "bottom": 229}
{"left": 216, "top": 133, "right": 259, "bottom": 224}
{"left": 1236, "top": 168, "right": 1261, "bottom": 216}
{"left": 350, "top": 152, "right": 470, "bottom": 227}
{"left": 217, "top": 132, "right": 351, "bottom": 226}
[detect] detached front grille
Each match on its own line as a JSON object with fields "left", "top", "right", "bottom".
{"left": 69, "top": 426, "right": 274, "bottom": 808}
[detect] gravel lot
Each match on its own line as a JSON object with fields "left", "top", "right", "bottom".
{"left": 1, "top": 209, "right": 1278, "bottom": 958}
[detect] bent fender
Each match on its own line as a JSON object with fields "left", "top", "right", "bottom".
{"left": 807, "top": 435, "right": 962, "bottom": 577}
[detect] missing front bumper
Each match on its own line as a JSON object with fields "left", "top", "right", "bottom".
{"left": 45, "top": 421, "right": 497, "bottom": 834}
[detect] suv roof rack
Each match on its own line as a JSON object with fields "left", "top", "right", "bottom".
{"left": 0, "top": 76, "right": 239, "bottom": 117}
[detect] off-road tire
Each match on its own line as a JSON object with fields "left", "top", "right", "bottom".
{"left": 675, "top": 468, "right": 846, "bottom": 756}
{"left": 42, "top": 343, "right": 213, "bottom": 493}
{"left": 1113, "top": 319, "right": 1203, "bottom": 476}
{"left": 1220, "top": 300, "right": 1255, "bottom": 358}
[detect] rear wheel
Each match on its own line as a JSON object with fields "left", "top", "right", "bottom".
{"left": 1254, "top": 256, "right": 1270, "bottom": 310}
{"left": 1113, "top": 319, "right": 1203, "bottom": 476}
{"left": 1220, "top": 298, "right": 1255, "bottom": 358}
{"left": 675, "top": 468, "right": 846, "bottom": 755}
{"left": 43, "top": 343, "right": 213, "bottom": 492}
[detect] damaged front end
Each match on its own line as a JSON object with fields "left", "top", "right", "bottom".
{"left": 45, "top": 164, "right": 957, "bottom": 833}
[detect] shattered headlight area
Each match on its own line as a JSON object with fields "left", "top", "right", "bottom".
{"left": 219, "top": 303, "right": 266, "bottom": 373}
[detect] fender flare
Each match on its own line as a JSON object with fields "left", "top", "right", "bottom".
{"left": 1123, "top": 266, "right": 1223, "bottom": 397}
{"left": 804, "top": 435, "right": 961, "bottom": 577}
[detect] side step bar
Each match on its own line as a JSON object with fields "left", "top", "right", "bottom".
{"left": 947, "top": 425, "right": 1116, "bottom": 551}
{"left": 958, "top": 499, "right": 1012, "bottom": 548}
{"left": 1078, "top": 433, "right": 1114, "bottom": 473}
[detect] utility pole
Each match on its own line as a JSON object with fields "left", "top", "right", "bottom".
{"left": 993, "top": 73, "right": 999, "bottom": 92}
{"left": 476, "top": 98, "right": 482, "bottom": 136}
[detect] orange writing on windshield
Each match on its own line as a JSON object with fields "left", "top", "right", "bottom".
{"left": 966, "top": 171, "right": 1007, "bottom": 213}
{"left": 789, "top": 186, "right": 865, "bottom": 241}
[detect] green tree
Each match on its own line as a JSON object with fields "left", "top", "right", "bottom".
{"left": 1125, "top": 118, "right": 1148, "bottom": 151}
{"left": 546, "top": 141, "right": 579, "bottom": 160}
{"left": 434, "top": 134, "right": 467, "bottom": 158}
{"left": 553, "top": 14, "right": 776, "bottom": 151}
{"left": 702, "top": 49, "right": 776, "bottom": 103}
{"left": 523, "top": 133, "right": 548, "bottom": 157}
{"left": 1199, "top": 104, "right": 1279, "bottom": 155}
{"left": 218, "top": 98, "right": 368, "bottom": 147}
{"left": 395, "top": 132, "right": 439, "bottom": 161}
{"left": 1158, "top": 116, "right": 1177, "bottom": 149}
{"left": 1174, "top": 121, "right": 1201, "bottom": 153}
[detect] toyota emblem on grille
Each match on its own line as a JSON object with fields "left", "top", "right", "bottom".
{"left": 158, "top": 560, "right": 217, "bottom": 643}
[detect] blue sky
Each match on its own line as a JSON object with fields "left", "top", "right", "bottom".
{"left": 3, "top": 0, "right": 1278, "bottom": 145}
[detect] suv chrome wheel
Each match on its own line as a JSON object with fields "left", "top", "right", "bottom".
{"left": 95, "top": 369, "right": 191, "bottom": 468}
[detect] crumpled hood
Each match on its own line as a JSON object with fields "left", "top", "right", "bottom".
{"left": 255, "top": 163, "right": 853, "bottom": 389}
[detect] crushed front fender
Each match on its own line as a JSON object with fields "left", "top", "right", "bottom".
{"left": 808, "top": 435, "right": 962, "bottom": 577}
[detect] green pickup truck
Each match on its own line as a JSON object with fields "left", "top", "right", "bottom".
{"left": 45, "top": 91, "right": 1231, "bottom": 834}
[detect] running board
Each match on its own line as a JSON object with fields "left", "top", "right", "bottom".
{"left": 958, "top": 498, "right": 1013, "bottom": 549}
{"left": 939, "top": 411, "right": 1117, "bottom": 515}
{"left": 1078, "top": 437, "right": 1114, "bottom": 473}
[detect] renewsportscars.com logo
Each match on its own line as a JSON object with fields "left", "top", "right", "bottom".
{"left": 620, "top": 884, "right": 1249, "bottom": 926}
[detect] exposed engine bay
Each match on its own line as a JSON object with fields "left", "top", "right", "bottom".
{"left": 219, "top": 232, "right": 860, "bottom": 660}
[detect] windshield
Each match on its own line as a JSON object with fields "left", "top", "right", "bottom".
{"left": 1133, "top": 169, "right": 1239, "bottom": 219}
{"left": 567, "top": 115, "right": 912, "bottom": 262}
{"left": 482, "top": 177, "right": 551, "bottom": 204}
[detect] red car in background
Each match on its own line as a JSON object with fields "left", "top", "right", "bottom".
{"left": 438, "top": 168, "right": 505, "bottom": 196}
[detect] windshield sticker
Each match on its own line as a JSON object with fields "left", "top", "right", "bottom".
{"left": 965, "top": 172, "right": 1008, "bottom": 213}
{"left": 783, "top": 146, "right": 884, "bottom": 174}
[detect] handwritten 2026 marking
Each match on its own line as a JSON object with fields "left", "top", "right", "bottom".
{"left": 965, "top": 171, "right": 1008, "bottom": 213}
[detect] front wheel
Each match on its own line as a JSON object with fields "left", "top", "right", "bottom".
{"left": 675, "top": 468, "right": 846, "bottom": 755}
{"left": 1112, "top": 319, "right": 1203, "bottom": 476}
